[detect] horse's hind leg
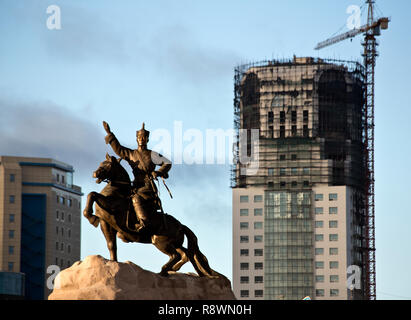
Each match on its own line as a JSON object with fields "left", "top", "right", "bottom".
{"left": 172, "top": 247, "right": 189, "bottom": 272}
{"left": 152, "top": 236, "right": 181, "bottom": 276}
{"left": 100, "top": 219, "right": 118, "bottom": 261}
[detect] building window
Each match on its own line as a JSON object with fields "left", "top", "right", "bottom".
{"left": 61, "top": 212, "right": 65, "bottom": 221}
{"left": 330, "top": 275, "right": 339, "bottom": 283}
{"left": 254, "top": 222, "right": 263, "bottom": 230}
{"left": 240, "top": 276, "right": 249, "bottom": 284}
{"left": 316, "top": 275, "right": 324, "bottom": 283}
{"left": 303, "top": 181, "right": 309, "bottom": 187}
{"left": 10, "top": 174, "right": 15, "bottom": 182}
{"left": 315, "top": 234, "right": 324, "bottom": 241}
{"left": 56, "top": 226, "right": 59, "bottom": 235}
{"left": 329, "top": 193, "right": 338, "bottom": 201}
{"left": 268, "top": 181, "right": 274, "bottom": 188}
{"left": 255, "top": 290, "right": 264, "bottom": 298}
{"left": 9, "top": 214, "right": 15, "bottom": 223}
{"left": 68, "top": 199, "right": 72, "bottom": 208}
{"left": 240, "top": 222, "right": 249, "bottom": 230}
{"left": 316, "top": 289, "right": 325, "bottom": 297}
{"left": 315, "top": 261, "right": 324, "bottom": 269}
{"left": 291, "top": 167, "right": 298, "bottom": 175}
{"left": 303, "top": 125, "right": 309, "bottom": 137}
{"left": 240, "top": 290, "right": 249, "bottom": 298}
{"left": 280, "top": 181, "right": 286, "bottom": 188}
{"left": 315, "top": 207, "right": 324, "bottom": 215}
{"left": 315, "top": 221, "right": 324, "bottom": 228}
{"left": 68, "top": 229, "right": 71, "bottom": 238}
{"left": 280, "top": 112, "right": 285, "bottom": 124}
{"left": 61, "top": 243, "right": 64, "bottom": 252}
{"left": 254, "top": 235, "right": 263, "bottom": 243}
{"left": 8, "top": 246, "right": 14, "bottom": 255}
{"left": 9, "top": 195, "right": 15, "bottom": 203}
{"left": 329, "top": 221, "right": 338, "bottom": 228}
{"left": 240, "top": 249, "right": 249, "bottom": 256}
{"left": 291, "top": 154, "right": 297, "bottom": 161}
{"left": 254, "top": 249, "right": 263, "bottom": 256}
{"left": 254, "top": 208, "right": 263, "bottom": 216}
{"left": 303, "top": 167, "right": 310, "bottom": 175}
{"left": 8, "top": 262, "right": 14, "bottom": 272}
{"left": 55, "top": 257, "right": 58, "bottom": 265}
{"left": 254, "top": 195, "right": 263, "bottom": 203}
{"left": 255, "top": 276, "right": 263, "bottom": 284}
{"left": 279, "top": 154, "right": 286, "bottom": 161}
{"left": 303, "top": 110, "right": 309, "bottom": 122}
{"left": 330, "top": 261, "right": 339, "bottom": 269}
{"left": 61, "top": 227, "right": 64, "bottom": 237}
{"left": 315, "top": 194, "right": 324, "bottom": 201}
{"left": 57, "top": 174, "right": 60, "bottom": 182}
{"left": 329, "top": 248, "right": 338, "bottom": 255}
{"left": 240, "top": 263, "right": 249, "bottom": 270}
{"left": 291, "top": 181, "right": 297, "bottom": 187}
{"left": 280, "top": 168, "right": 286, "bottom": 176}
{"left": 330, "top": 289, "right": 339, "bottom": 297}
{"left": 9, "top": 230, "right": 14, "bottom": 239}
{"left": 329, "top": 207, "right": 338, "bottom": 214}
{"left": 315, "top": 248, "right": 324, "bottom": 255}
{"left": 240, "top": 209, "right": 249, "bottom": 216}
{"left": 56, "top": 242, "right": 59, "bottom": 250}
{"left": 62, "top": 175, "right": 65, "bottom": 184}
{"left": 280, "top": 126, "right": 285, "bottom": 138}
{"left": 68, "top": 245, "right": 71, "bottom": 253}
{"left": 240, "top": 236, "right": 249, "bottom": 243}
{"left": 240, "top": 196, "right": 249, "bottom": 203}
{"left": 56, "top": 210, "right": 59, "bottom": 220}
{"left": 329, "top": 234, "right": 338, "bottom": 241}
{"left": 268, "top": 111, "right": 274, "bottom": 122}
{"left": 254, "top": 262, "right": 263, "bottom": 270}
{"left": 268, "top": 168, "right": 274, "bottom": 176}
{"left": 291, "top": 111, "right": 297, "bottom": 123}
{"left": 291, "top": 125, "right": 297, "bottom": 136}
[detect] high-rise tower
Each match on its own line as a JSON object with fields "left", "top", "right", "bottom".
{"left": 232, "top": 57, "right": 367, "bottom": 300}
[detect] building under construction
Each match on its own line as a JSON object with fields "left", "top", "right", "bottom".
{"left": 232, "top": 56, "right": 371, "bottom": 300}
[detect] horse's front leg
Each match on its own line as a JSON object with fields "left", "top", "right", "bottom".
{"left": 83, "top": 191, "right": 101, "bottom": 227}
{"left": 100, "top": 220, "right": 118, "bottom": 261}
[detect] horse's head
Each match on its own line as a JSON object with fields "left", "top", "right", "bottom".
{"left": 93, "top": 153, "right": 120, "bottom": 184}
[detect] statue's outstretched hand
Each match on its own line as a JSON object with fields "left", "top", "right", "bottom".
{"left": 103, "top": 121, "right": 111, "bottom": 134}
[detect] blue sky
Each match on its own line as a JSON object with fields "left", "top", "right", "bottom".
{"left": 1, "top": 0, "right": 410, "bottom": 300}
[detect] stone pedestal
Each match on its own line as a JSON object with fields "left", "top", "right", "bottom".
{"left": 48, "top": 255, "right": 235, "bottom": 300}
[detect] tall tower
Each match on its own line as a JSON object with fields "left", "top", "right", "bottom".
{"left": 0, "top": 156, "right": 82, "bottom": 299}
{"left": 232, "top": 57, "right": 367, "bottom": 300}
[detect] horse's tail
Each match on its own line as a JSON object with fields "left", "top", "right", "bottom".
{"left": 181, "top": 225, "right": 219, "bottom": 278}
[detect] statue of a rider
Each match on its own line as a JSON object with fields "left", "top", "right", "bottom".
{"left": 103, "top": 121, "right": 171, "bottom": 234}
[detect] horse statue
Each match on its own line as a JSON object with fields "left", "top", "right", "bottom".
{"left": 83, "top": 153, "right": 219, "bottom": 278}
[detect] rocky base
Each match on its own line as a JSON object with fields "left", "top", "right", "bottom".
{"left": 48, "top": 255, "right": 236, "bottom": 300}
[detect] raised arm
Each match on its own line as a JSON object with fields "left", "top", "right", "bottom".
{"left": 103, "top": 121, "right": 132, "bottom": 160}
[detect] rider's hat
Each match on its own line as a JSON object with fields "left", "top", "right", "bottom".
{"left": 136, "top": 122, "right": 150, "bottom": 139}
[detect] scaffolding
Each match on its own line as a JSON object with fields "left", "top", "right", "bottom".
{"left": 231, "top": 57, "right": 370, "bottom": 299}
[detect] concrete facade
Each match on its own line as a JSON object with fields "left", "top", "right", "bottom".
{"left": 0, "top": 156, "right": 82, "bottom": 299}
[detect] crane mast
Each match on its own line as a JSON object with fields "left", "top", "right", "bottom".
{"left": 315, "top": 0, "right": 389, "bottom": 300}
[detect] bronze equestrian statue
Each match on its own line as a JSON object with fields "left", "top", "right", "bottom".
{"left": 83, "top": 122, "right": 220, "bottom": 278}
